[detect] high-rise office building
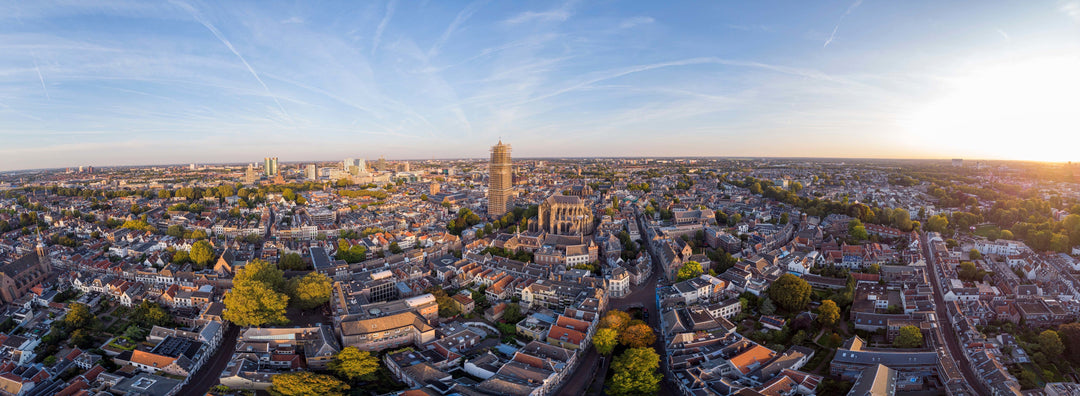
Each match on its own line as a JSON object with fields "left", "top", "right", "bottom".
{"left": 488, "top": 140, "right": 512, "bottom": 217}
{"left": 344, "top": 158, "right": 367, "bottom": 175}
{"left": 305, "top": 164, "right": 317, "bottom": 180}
{"left": 264, "top": 157, "right": 278, "bottom": 176}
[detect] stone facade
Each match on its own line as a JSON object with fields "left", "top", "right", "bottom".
{"left": 536, "top": 195, "right": 594, "bottom": 236}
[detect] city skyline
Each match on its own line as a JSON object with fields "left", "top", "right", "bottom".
{"left": 2, "top": 0, "right": 1079, "bottom": 171}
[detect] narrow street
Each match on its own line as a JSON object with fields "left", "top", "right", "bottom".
{"left": 920, "top": 232, "right": 988, "bottom": 396}
{"left": 557, "top": 210, "right": 674, "bottom": 395}
{"left": 177, "top": 324, "right": 241, "bottom": 396}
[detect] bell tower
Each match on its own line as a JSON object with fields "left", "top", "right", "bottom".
{"left": 35, "top": 230, "right": 50, "bottom": 270}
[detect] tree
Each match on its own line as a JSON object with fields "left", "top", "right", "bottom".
{"left": 969, "top": 249, "right": 982, "bottom": 260}
{"left": 224, "top": 277, "right": 290, "bottom": 326}
{"left": 223, "top": 260, "right": 289, "bottom": 326}
{"left": 600, "top": 310, "right": 632, "bottom": 332}
{"left": 676, "top": 261, "right": 704, "bottom": 281}
{"left": 502, "top": 303, "right": 525, "bottom": 324}
{"left": 289, "top": 272, "right": 332, "bottom": 310}
{"left": 594, "top": 328, "right": 618, "bottom": 355}
{"left": 619, "top": 323, "right": 656, "bottom": 348}
{"left": 270, "top": 372, "right": 349, "bottom": 396}
{"left": 1000, "top": 229, "right": 1014, "bottom": 240}
{"left": 132, "top": 301, "right": 171, "bottom": 327}
{"left": 608, "top": 348, "right": 661, "bottom": 396}
{"left": 189, "top": 240, "right": 214, "bottom": 268}
{"left": 1050, "top": 233, "right": 1070, "bottom": 252}
{"left": 237, "top": 259, "right": 286, "bottom": 291}
{"left": 328, "top": 347, "right": 380, "bottom": 382}
{"left": 894, "top": 325, "right": 923, "bottom": 348}
{"left": 389, "top": 242, "right": 402, "bottom": 254}
{"left": 768, "top": 274, "right": 811, "bottom": 311}
{"left": 1059, "top": 323, "right": 1080, "bottom": 364}
{"left": 63, "top": 303, "right": 96, "bottom": 330}
{"left": 926, "top": 215, "right": 949, "bottom": 233}
{"left": 279, "top": 253, "right": 306, "bottom": 270}
{"left": 850, "top": 225, "right": 868, "bottom": 241}
{"left": 957, "top": 262, "right": 981, "bottom": 281}
{"left": 819, "top": 300, "right": 840, "bottom": 328}
{"left": 758, "top": 297, "right": 776, "bottom": 315}
{"left": 1038, "top": 330, "right": 1064, "bottom": 357}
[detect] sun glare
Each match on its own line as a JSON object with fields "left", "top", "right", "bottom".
{"left": 905, "top": 57, "right": 1080, "bottom": 162}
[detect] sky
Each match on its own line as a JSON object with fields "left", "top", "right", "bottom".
{"left": 1, "top": 0, "right": 1079, "bottom": 171}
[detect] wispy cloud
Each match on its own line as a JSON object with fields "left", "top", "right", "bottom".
{"left": 503, "top": 0, "right": 576, "bottom": 25}
{"left": 506, "top": 10, "right": 570, "bottom": 25}
{"left": 280, "top": 16, "right": 303, "bottom": 24}
{"left": 372, "top": 0, "right": 396, "bottom": 55}
{"left": 619, "top": 16, "right": 654, "bottom": 29}
{"left": 428, "top": 0, "right": 486, "bottom": 58}
{"left": 996, "top": 29, "right": 1010, "bottom": 41}
{"left": 1061, "top": 1, "right": 1080, "bottom": 22}
{"left": 824, "top": 0, "right": 863, "bottom": 48}
{"left": 170, "top": 0, "right": 291, "bottom": 121}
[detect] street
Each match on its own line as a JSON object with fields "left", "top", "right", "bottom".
{"left": 557, "top": 210, "right": 674, "bottom": 395}
{"left": 920, "top": 232, "right": 988, "bottom": 396}
{"left": 177, "top": 324, "right": 242, "bottom": 396}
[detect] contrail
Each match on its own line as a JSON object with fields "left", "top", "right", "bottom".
{"left": 824, "top": 0, "right": 863, "bottom": 48}
{"left": 372, "top": 0, "right": 397, "bottom": 55}
{"left": 171, "top": 0, "right": 291, "bottom": 120}
{"left": 33, "top": 59, "right": 50, "bottom": 100}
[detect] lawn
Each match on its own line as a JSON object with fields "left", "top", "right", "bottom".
{"left": 974, "top": 224, "right": 1001, "bottom": 238}
{"left": 107, "top": 336, "right": 138, "bottom": 351}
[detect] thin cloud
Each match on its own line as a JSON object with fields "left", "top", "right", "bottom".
{"left": 619, "top": 16, "right": 654, "bottom": 29}
{"left": 996, "top": 29, "right": 1010, "bottom": 41}
{"left": 824, "top": 0, "right": 863, "bottom": 48}
{"left": 372, "top": 0, "right": 397, "bottom": 55}
{"left": 521, "top": 57, "right": 862, "bottom": 105}
{"left": 1061, "top": 1, "right": 1080, "bottom": 22}
{"left": 170, "top": 0, "right": 291, "bottom": 121}
{"left": 505, "top": 10, "right": 570, "bottom": 25}
{"left": 429, "top": 0, "right": 486, "bottom": 58}
{"left": 280, "top": 16, "right": 303, "bottom": 24}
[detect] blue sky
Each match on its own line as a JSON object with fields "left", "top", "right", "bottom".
{"left": 2, "top": 0, "right": 1079, "bottom": 170}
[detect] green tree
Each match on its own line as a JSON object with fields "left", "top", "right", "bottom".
{"left": 767, "top": 274, "right": 811, "bottom": 311}
{"left": 849, "top": 225, "right": 868, "bottom": 241}
{"left": 594, "top": 328, "right": 618, "bottom": 355}
{"left": 389, "top": 242, "right": 403, "bottom": 254}
{"left": 894, "top": 325, "right": 923, "bottom": 348}
{"left": 279, "top": 253, "right": 306, "bottom": 270}
{"left": 608, "top": 348, "right": 661, "bottom": 396}
{"left": 63, "top": 303, "right": 96, "bottom": 330}
{"left": 328, "top": 347, "right": 380, "bottom": 382}
{"left": 1059, "top": 323, "right": 1080, "bottom": 364}
{"left": 759, "top": 297, "right": 776, "bottom": 315}
{"left": 958, "top": 261, "right": 981, "bottom": 281}
{"left": 289, "top": 272, "right": 333, "bottom": 310}
{"left": 1038, "top": 329, "right": 1064, "bottom": 357}
{"left": 132, "top": 301, "right": 171, "bottom": 327}
{"left": 676, "top": 261, "right": 704, "bottom": 281}
{"left": 926, "top": 215, "right": 949, "bottom": 233}
{"left": 619, "top": 322, "right": 656, "bottom": 348}
{"left": 818, "top": 300, "right": 840, "bottom": 328}
{"left": 969, "top": 249, "right": 982, "bottom": 260}
{"left": 190, "top": 240, "right": 214, "bottom": 268}
{"left": 270, "top": 372, "right": 349, "bottom": 396}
